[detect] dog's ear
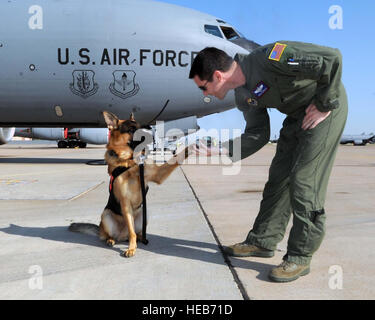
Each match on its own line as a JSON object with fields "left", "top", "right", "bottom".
{"left": 130, "top": 112, "right": 135, "bottom": 122}
{"left": 102, "top": 111, "right": 119, "bottom": 130}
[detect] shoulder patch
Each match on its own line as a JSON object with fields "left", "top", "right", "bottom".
{"left": 252, "top": 81, "right": 269, "bottom": 98}
{"left": 268, "top": 43, "right": 287, "bottom": 61}
{"left": 246, "top": 98, "right": 258, "bottom": 106}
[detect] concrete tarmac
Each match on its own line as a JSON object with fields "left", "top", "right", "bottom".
{"left": 0, "top": 141, "right": 374, "bottom": 300}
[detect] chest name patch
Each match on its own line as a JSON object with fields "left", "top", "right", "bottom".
{"left": 269, "top": 42, "right": 287, "bottom": 61}
{"left": 252, "top": 81, "right": 269, "bottom": 98}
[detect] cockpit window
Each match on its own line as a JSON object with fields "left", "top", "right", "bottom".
{"left": 204, "top": 25, "right": 223, "bottom": 38}
{"left": 220, "top": 26, "right": 241, "bottom": 40}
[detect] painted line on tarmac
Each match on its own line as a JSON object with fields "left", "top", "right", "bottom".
{"left": 0, "top": 168, "right": 81, "bottom": 179}
{"left": 68, "top": 181, "right": 105, "bottom": 201}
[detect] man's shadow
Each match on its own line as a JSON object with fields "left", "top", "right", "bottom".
{"left": 0, "top": 224, "right": 274, "bottom": 281}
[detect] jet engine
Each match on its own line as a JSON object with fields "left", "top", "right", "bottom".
{"left": 79, "top": 128, "right": 109, "bottom": 145}
{"left": 0, "top": 127, "right": 15, "bottom": 144}
{"left": 32, "top": 128, "right": 66, "bottom": 140}
{"left": 11, "top": 115, "right": 199, "bottom": 149}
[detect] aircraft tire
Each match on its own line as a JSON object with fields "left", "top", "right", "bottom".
{"left": 68, "top": 140, "right": 78, "bottom": 148}
{"left": 58, "top": 140, "right": 68, "bottom": 148}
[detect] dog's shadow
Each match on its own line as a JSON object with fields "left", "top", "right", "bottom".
{"left": 0, "top": 223, "right": 273, "bottom": 282}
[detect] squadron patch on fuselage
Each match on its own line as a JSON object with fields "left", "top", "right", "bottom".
{"left": 69, "top": 70, "right": 99, "bottom": 98}
{"left": 109, "top": 70, "right": 140, "bottom": 99}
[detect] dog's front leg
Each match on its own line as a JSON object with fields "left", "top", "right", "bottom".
{"left": 147, "top": 146, "right": 191, "bottom": 185}
{"left": 120, "top": 201, "right": 137, "bottom": 257}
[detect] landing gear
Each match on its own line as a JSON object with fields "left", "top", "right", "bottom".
{"left": 57, "top": 140, "right": 68, "bottom": 148}
{"left": 57, "top": 139, "right": 87, "bottom": 148}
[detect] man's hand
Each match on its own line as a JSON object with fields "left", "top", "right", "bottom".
{"left": 302, "top": 104, "right": 331, "bottom": 130}
{"left": 172, "top": 143, "right": 196, "bottom": 164}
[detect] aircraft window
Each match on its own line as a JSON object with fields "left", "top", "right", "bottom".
{"left": 204, "top": 25, "right": 223, "bottom": 38}
{"left": 220, "top": 26, "right": 241, "bottom": 40}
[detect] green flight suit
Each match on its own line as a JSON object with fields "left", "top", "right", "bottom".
{"left": 224, "top": 41, "right": 348, "bottom": 265}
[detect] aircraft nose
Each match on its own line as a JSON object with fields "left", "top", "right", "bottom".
{"left": 230, "top": 38, "right": 261, "bottom": 52}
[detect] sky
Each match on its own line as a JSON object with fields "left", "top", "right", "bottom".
{"left": 159, "top": 0, "right": 375, "bottom": 138}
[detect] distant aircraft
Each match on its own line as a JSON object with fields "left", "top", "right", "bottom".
{"left": 340, "top": 133, "right": 375, "bottom": 146}
{"left": 269, "top": 135, "right": 279, "bottom": 143}
{"left": 0, "top": 0, "right": 259, "bottom": 146}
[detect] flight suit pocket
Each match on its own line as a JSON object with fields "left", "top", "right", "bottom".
{"left": 290, "top": 54, "right": 323, "bottom": 80}
{"left": 250, "top": 80, "right": 282, "bottom": 109}
{"left": 275, "top": 76, "right": 295, "bottom": 97}
{"left": 275, "top": 75, "right": 300, "bottom": 105}
{"left": 275, "top": 75, "right": 316, "bottom": 110}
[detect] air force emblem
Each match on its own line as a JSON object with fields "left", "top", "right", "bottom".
{"left": 252, "top": 81, "right": 269, "bottom": 98}
{"left": 69, "top": 70, "right": 99, "bottom": 99}
{"left": 109, "top": 70, "right": 140, "bottom": 99}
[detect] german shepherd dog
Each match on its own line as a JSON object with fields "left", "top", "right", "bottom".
{"left": 69, "top": 111, "right": 190, "bottom": 257}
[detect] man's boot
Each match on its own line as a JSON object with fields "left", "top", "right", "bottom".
{"left": 269, "top": 261, "right": 310, "bottom": 282}
{"left": 223, "top": 242, "right": 274, "bottom": 257}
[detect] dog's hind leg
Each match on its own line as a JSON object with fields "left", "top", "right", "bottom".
{"left": 100, "top": 210, "right": 123, "bottom": 247}
{"left": 99, "top": 221, "right": 116, "bottom": 247}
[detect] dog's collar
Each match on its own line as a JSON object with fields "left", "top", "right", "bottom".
{"left": 106, "top": 149, "right": 136, "bottom": 165}
{"left": 129, "top": 138, "right": 144, "bottom": 151}
{"left": 111, "top": 166, "right": 129, "bottom": 177}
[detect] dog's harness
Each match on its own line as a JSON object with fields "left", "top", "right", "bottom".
{"left": 105, "top": 156, "right": 149, "bottom": 245}
{"left": 105, "top": 166, "right": 130, "bottom": 216}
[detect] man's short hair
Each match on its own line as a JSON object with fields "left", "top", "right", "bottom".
{"left": 189, "top": 47, "right": 233, "bottom": 81}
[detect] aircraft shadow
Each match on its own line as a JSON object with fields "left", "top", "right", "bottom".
{"left": 0, "top": 224, "right": 273, "bottom": 282}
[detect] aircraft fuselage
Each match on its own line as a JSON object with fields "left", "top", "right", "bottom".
{"left": 0, "top": 0, "right": 249, "bottom": 127}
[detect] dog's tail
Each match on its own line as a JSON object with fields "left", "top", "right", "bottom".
{"left": 68, "top": 223, "right": 99, "bottom": 236}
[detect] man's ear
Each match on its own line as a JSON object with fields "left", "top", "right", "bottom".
{"left": 130, "top": 112, "right": 135, "bottom": 121}
{"left": 102, "top": 111, "right": 119, "bottom": 130}
{"left": 213, "top": 70, "right": 222, "bottom": 81}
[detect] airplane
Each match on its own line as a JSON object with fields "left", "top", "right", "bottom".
{"left": 340, "top": 133, "right": 375, "bottom": 146}
{"left": 0, "top": 0, "right": 260, "bottom": 146}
